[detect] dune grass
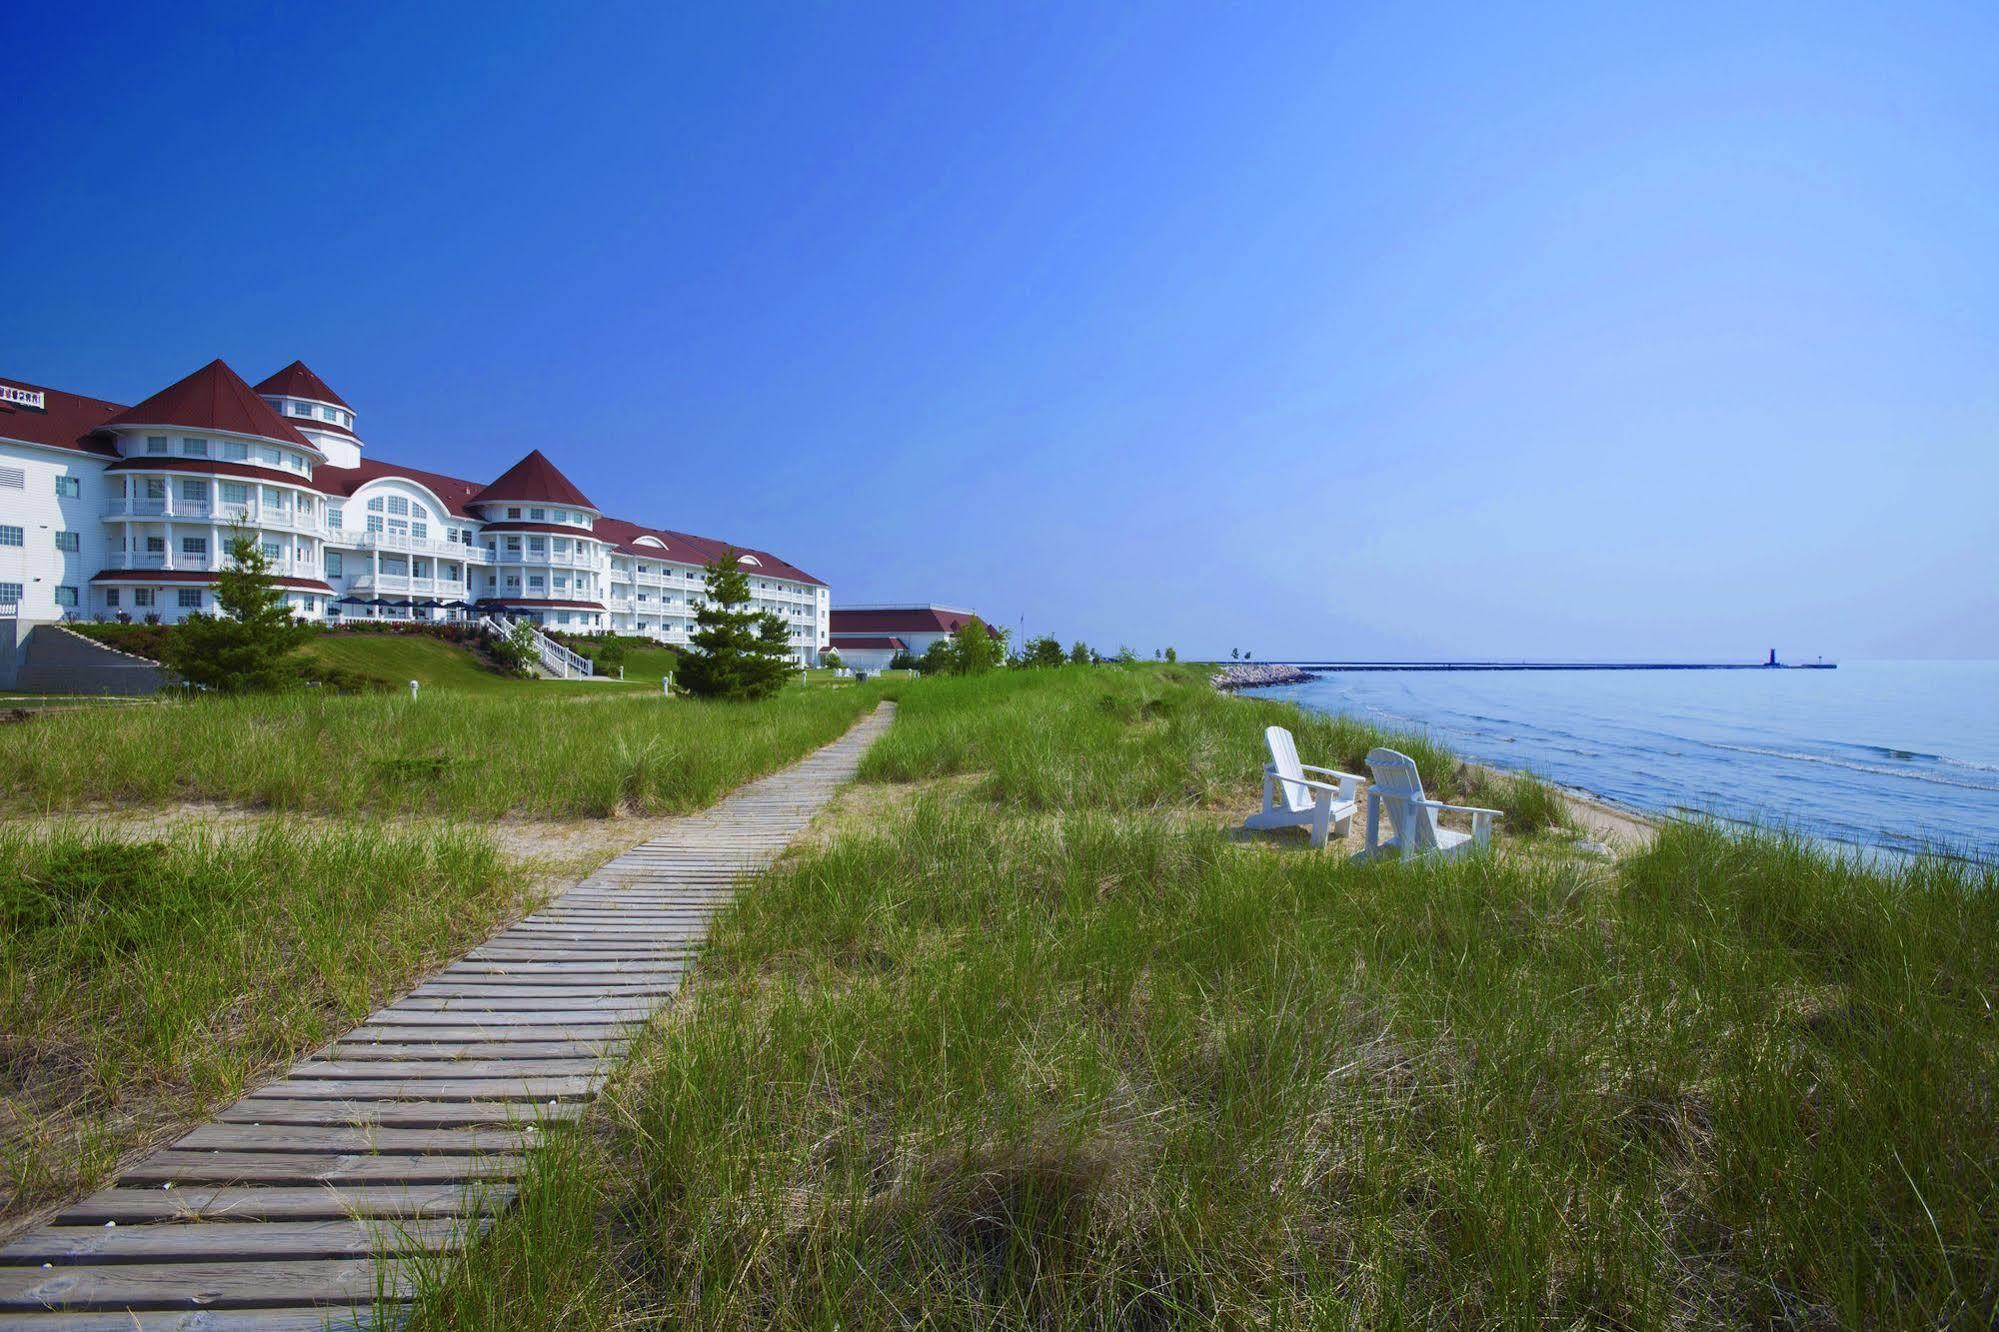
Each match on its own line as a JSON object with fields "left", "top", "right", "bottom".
{"left": 395, "top": 670, "right": 1999, "bottom": 1326}
{"left": 295, "top": 632, "right": 559, "bottom": 694}
{"left": 861, "top": 664, "right": 1567, "bottom": 830}
{"left": 0, "top": 823, "right": 522, "bottom": 1227}
{"left": 0, "top": 683, "right": 882, "bottom": 818}
{"left": 413, "top": 795, "right": 1999, "bottom": 1328}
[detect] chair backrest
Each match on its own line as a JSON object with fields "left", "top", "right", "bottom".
{"left": 1366, "top": 747, "right": 1440, "bottom": 850}
{"left": 1265, "top": 726, "right": 1315, "bottom": 812}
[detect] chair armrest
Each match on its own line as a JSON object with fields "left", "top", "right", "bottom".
{"left": 1300, "top": 764, "right": 1368, "bottom": 785}
{"left": 1414, "top": 798, "right": 1504, "bottom": 818}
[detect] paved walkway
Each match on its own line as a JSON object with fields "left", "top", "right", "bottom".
{"left": 0, "top": 703, "right": 895, "bottom": 1329}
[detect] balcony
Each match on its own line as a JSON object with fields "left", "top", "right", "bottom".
{"left": 343, "top": 530, "right": 490, "bottom": 563}
{"left": 104, "top": 499, "right": 326, "bottom": 534}
{"left": 102, "top": 552, "right": 319, "bottom": 578}
{"left": 348, "top": 572, "right": 470, "bottom": 599}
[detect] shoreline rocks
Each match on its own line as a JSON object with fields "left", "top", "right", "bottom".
{"left": 1211, "top": 663, "right": 1312, "bottom": 691}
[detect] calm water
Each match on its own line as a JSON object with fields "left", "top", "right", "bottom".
{"left": 1252, "top": 661, "right": 1999, "bottom": 863}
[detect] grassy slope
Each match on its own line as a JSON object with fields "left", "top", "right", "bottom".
{"left": 415, "top": 666, "right": 1999, "bottom": 1330}
{"left": 298, "top": 633, "right": 530, "bottom": 693}
{"left": 0, "top": 682, "right": 883, "bottom": 818}
{"left": 0, "top": 824, "right": 521, "bottom": 1226}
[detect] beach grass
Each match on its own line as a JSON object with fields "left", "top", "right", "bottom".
{"left": 0, "top": 822, "right": 523, "bottom": 1226}
{"left": 413, "top": 798, "right": 1999, "bottom": 1328}
{"left": 0, "top": 682, "right": 882, "bottom": 819}
{"left": 402, "top": 669, "right": 1999, "bottom": 1327}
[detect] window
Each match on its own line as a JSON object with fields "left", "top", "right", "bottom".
{"left": 367, "top": 497, "right": 384, "bottom": 512}
{"left": 528, "top": 575, "right": 545, "bottom": 591}
{"left": 55, "top": 586, "right": 78, "bottom": 608}
{"left": 321, "top": 405, "right": 337, "bottom": 421}
{"left": 146, "top": 435, "right": 168, "bottom": 454}
{"left": 292, "top": 402, "right": 311, "bottom": 416}
{"left": 0, "top": 526, "right": 20, "bottom": 546}
{"left": 328, "top": 507, "right": 343, "bottom": 529}
{"left": 505, "top": 538, "right": 522, "bottom": 555}
{"left": 55, "top": 475, "right": 80, "bottom": 497}
{"left": 263, "top": 486, "right": 283, "bottom": 505}
{"left": 131, "top": 587, "right": 153, "bottom": 607}
{"left": 0, "top": 583, "right": 20, "bottom": 604}
{"left": 178, "top": 589, "right": 202, "bottom": 609}
{"left": 387, "top": 496, "right": 409, "bottom": 516}
{"left": 259, "top": 446, "right": 280, "bottom": 466}
{"left": 412, "top": 522, "right": 427, "bottom": 539}
{"left": 553, "top": 574, "right": 569, "bottom": 590}
{"left": 0, "top": 466, "right": 20, "bottom": 490}
{"left": 145, "top": 536, "right": 165, "bottom": 554}
{"left": 55, "top": 531, "right": 81, "bottom": 552}
{"left": 528, "top": 539, "right": 546, "bottom": 556}
{"left": 182, "top": 537, "right": 207, "bottom": 557}
{"left": 262, "top": 540, "right": 281, "bottom": 561}
{"left": 552, "top": 538, "right": 568, "bottom": 554}
{"left": 529, "top": 508, "right": 545, "bottom": 521}
{"left": 181, "top": 437, "right": 208, "bottom": 457}
{"left": 223, "top": 440, "right": 248, "bottom": 461}
{"left": 505, "top": 575, "right": 520, "bottom": 588}
{"left": 366, "top": 515, "right": 384, "bottom": 534}
{"left": 326, "top": 552, "right": 343, "bottom": 577}
{"left": 104, "top": 588, "right": 119, "bottom": 608}
{"left": 221, "top": 482, "right": 248, "bottom": 504}
{"left": 180, "top": 479, "right": 206, "bottom": 502}
{"left": 507, "top": 508, "right": 521, "bottom": 519}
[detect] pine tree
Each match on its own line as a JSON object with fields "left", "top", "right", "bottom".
{"left": 161, "top": 531, "right": 311, "bottom": 693}
{"left": 678, "top": 549, "right": 796, "bottom": 699}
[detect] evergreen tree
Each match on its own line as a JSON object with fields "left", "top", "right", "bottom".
{"left": 678, "top": 549, "right": 796, "bottom": 699}
{"left": 162, "top": 532, "right": 312, "bottom": 693}
{"left": 1164, "top": 646, "right": 1177, "bottom": 663}
{"left": 1069, "top": 640, "right": 1092, "bottom": 665}
{"left": 1022, "top": 634, "right": 1065, "bottom": 668}
{"left": 918, "top": 639, "right": 954, "bottom": 675}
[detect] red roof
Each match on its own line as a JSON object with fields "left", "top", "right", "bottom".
{"left": 0, "top": 376, "right": 122, "bottom": 458}
{"left": 315, "top": 457, "right": 486, "bottom": 517}
{"left": 832, "top": 606, "right": 991, "bottom": 636}
{"left": 106, "top": 360, "right": 319, "bottom": 452}
{"left": 472, "top": 450, "right": 596, "bottom": 510}
{"left": 830, "top": 635, "right": 907, "bottom": 650}
{"left": 591, "top": 517, "right": 826, "bottom": 587}
{"left": 254, "top": 361, "right": 350, "bottom": 409}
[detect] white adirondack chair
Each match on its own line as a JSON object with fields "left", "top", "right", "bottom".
{"left": 1241, "top": 726, "right": 1364, "bottom": 848}
{"left": 1361, "top": 747, "right": 1502, "bottom": 861}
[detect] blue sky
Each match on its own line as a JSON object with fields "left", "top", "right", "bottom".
{"left": 6, "top": 2, "right": 1995, "bottom": 659}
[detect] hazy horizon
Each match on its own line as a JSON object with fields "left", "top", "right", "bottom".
{"left": 5, "top": 2, "right": 1994, "bottom": 660}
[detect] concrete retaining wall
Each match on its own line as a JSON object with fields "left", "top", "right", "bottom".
{"left": 11, "top": 623, "right": 173, "bottom": 696}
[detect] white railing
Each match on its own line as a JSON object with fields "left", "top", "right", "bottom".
{"left": 348, "top": 530, "right": 490, "bottom": 563}
{"left": 480, "top": 614, "right": 594, "bottom": 679}
{"left": 350, "top": 573, "right": 470, "bottom": 598}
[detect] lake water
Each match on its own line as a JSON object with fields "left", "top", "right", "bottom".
{"left": 1250, "top": 661, "right": 1999, "bottom": 863}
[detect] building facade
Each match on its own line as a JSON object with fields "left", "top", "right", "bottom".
{"left": 0, "top": 359, "right": 830, "bottom": 663}
{"left": 828, "top": 604, "right": 991, "bottom": 671}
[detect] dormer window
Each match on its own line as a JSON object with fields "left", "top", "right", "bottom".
{"left": 292, "top": 402, "right": 310, "bottom": 416}
{"left": 223, "top": 440, "right": 248, "bottom": 461}
{"left": 146, "top": 436, "right": 168, "bottom": 455}
{"left": 507, "top": 508, "right": 522, "bottom": 520}
{"left": 530, "top": 508, "right": 545, "bottom": 521}
{"left": 181, "top": 438, "right": 208, "bottom": 457}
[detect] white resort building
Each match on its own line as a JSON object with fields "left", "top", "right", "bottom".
{"left": 828, "top": 604, "right": 993, "bottom": 672}
{"left": 0, "top": 359, "right": 830, "bottom": 663}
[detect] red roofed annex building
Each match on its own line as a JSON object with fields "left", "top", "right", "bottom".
{"left": 0, "top": 359, "right": 829, "bottom": 663}
{"left": 828, "top": 604, "right": 994, "bottom": 671}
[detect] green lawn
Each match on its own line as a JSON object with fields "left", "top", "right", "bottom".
{"left": 412, "top": 666, "right": 1999, "bottom": 1330}
{"left": 298, "top": 633, "right": 653, "bottom": 695}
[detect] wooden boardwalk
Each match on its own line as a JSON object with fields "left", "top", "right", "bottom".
{"left": 0, "top": 703, "right": 895, "bottom": 1329}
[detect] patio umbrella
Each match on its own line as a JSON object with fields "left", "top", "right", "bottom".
{"left": 336, "top": 594, "right": 369, "bottom": 605}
